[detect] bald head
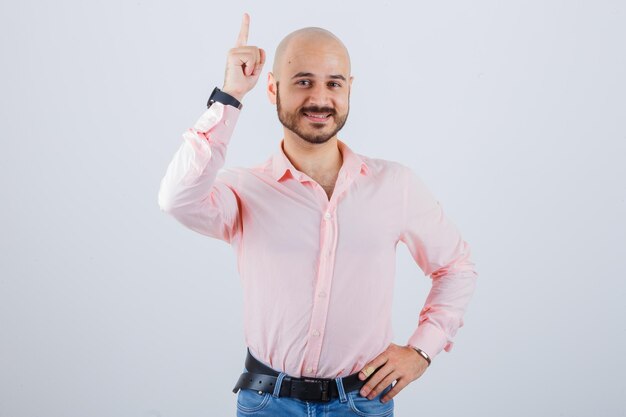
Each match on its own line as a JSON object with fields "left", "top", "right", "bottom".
{"left": 272, "top": 27, "right": 351, "bottom": 81}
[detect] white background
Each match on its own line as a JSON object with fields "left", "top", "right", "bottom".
{"left": 1, "top": 0, "right": 625, "bottom": 416}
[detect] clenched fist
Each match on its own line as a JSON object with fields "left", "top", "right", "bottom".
{"left": 222, "top": 13, "right": 266, "bottom": 102}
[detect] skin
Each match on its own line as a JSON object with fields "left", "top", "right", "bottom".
{"left": 267, "top": 28, "right": 352, "bottom": 198}
{"left": 221, "top": 13, "right": 430, "bottom": 403}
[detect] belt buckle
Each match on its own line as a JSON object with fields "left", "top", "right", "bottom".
{"left": 303, "top": 378, "right": 330, "bottom": 402}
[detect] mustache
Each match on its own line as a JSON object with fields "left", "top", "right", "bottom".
{"left": 301, "top": 106, "right": 335, "bottom": 115}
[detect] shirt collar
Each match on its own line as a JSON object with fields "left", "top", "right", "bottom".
{"left": 271, "top": 138, "right": 369, "bottom": 183}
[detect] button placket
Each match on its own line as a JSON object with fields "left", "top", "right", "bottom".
{"left": 302, "top": 206, "right": 339, "bottom": 377}
{"left": 304, "top": 204, "right": 334, "bottom": 377}
{"left": 301, "top": 168, "right": 359, "bottom": 377}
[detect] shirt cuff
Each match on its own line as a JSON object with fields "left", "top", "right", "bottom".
{"left": 406, "top": 322, "right": 451, "bottom": 361}
{"left": 180, "top": 102, "right": 241, "bottom": 177}
{"left": 193, "top": 102, "right": 241, "bottom": 141}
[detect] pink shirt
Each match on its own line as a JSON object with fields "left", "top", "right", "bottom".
{"left": 158, "top": 102, "right": 478, "bottom": 378}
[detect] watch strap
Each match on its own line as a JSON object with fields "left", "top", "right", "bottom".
{"left": 207, "top": 87, "right": 242, "bottom": 109}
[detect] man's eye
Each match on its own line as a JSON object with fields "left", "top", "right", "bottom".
{"left": 328, "top": 82, "right": 341, "bottom": 88}
{"left": 297, "top": 80, "right": 311, "bottom": 86}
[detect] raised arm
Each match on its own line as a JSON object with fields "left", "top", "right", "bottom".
{"left": 157, "top": 13, "right": 266, "bottom": 244}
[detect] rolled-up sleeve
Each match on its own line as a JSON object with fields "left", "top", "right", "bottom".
{"left": 157, "top": 102, "right": 243, "bottom": 244}
{"left": 399, "top": 166, "right": 478, "bottom": 360}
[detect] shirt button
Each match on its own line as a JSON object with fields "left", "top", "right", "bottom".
{"left": 224, "top": 119, "right": 229, "bottom": 126}
{"left": 318, "top": 291, "right": 326, "bottom": 298}
{"left": 312, "top": 330, "right": 320, "bottom": 337}
{"left": 324, "top": 212, "right": 331, "bottom": 220}
{"left": 307, "top": 367, "right": 314, "bottom": 373}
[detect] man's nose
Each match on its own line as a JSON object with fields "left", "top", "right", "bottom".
{"left": 306, "top": 83, "right": 332, "bottom": 107}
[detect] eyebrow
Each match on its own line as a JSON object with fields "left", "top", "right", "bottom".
{"left": 291, "top": 72, "right": 347, "bottom": 81}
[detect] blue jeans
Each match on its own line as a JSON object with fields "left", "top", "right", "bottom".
{"left": 235, "top": 366, "right": 394, "bottom": 416}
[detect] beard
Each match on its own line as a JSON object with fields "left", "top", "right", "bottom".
{"left": 276, "top": 83, "right": 349, "bottom": 145}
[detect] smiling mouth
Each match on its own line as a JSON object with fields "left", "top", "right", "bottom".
{"left": 303, "top": 112, "right": 333, "bottom": 122}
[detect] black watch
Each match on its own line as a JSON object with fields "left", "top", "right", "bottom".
{"left": 207, "top": 87, "right": 242, "bottom": 109}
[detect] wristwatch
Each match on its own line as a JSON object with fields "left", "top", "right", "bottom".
{"left": 207, "top": 87, "right": 242, "bottom": 109}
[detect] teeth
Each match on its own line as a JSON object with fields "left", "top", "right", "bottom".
{"left": 305, "top": 113, "right": 330, "bottom": 118}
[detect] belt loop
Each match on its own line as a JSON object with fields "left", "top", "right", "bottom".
{"left": 334, "top": 376, "right": 348, "bottom": 403}
{"left": 272, "top": 372, "right": 287, "bottom": 398}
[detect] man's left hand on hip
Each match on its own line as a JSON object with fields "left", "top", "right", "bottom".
{"left": 358, "top": 342, "right": 429, "bottom": 403}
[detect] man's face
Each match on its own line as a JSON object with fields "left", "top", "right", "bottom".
{"left": 271, "top": 40, "right": 352, "bottom": 145}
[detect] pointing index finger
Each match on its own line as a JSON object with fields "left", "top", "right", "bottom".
{"left": 235, "top": 12, "right": 250, "bottom": 47}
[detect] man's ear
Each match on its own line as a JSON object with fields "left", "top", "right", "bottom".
{"left": 349, "top": 75, "right": 354, "bottom": 87}
{"left": 267, "top": 72, "right": 277, "bottom": 105}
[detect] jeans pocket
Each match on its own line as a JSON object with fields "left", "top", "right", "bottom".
{"left": 347, "top": 384, "right": 394, "bottom": 417}
{"left": 236, "top": 388, "right": 272, "bottom": 414}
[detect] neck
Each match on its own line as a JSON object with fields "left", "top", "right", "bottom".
{"left": 282, "top": 133, "right": 343, "bottom": 180}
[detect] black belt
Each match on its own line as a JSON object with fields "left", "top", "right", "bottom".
{"left": 232, "top": 348, "right": 370, "bottom": 402}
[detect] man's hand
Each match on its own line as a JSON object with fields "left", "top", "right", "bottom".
{"left": 222, "top": 13, "right": 266, "bottom": 102}
{"left": 358, "top": 343, "right": 429, "bottom": 403}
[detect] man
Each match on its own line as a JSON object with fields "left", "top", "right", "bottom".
{"left": 158, "top": 13, "right": 478, "bottom": 416}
